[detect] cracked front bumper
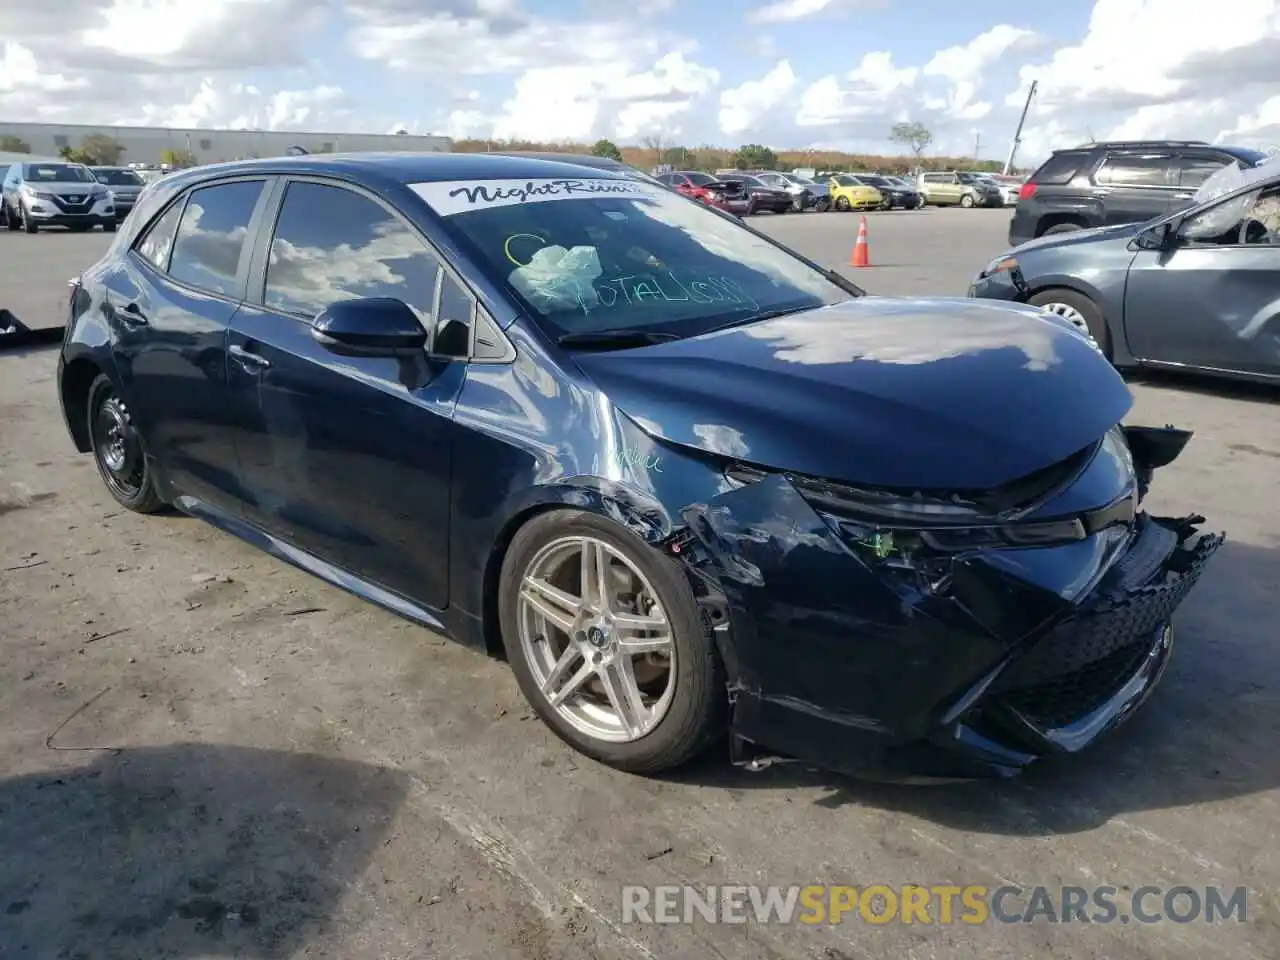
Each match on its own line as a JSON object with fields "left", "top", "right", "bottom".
{"left": 679, "top": 469, "right": 1223, "bottom": 781}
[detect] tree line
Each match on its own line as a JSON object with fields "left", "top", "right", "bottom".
{"left": 455, "top": 122, "right": 1010, "bottom": 175}
{"left": 2, "top": 120, "right": 1013, "bottom": 176}
{"left": 0, "top": 133, "right": 199, "bottom": 169}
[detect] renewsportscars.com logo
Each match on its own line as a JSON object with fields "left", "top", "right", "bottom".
{"left": 621, "top": 884, "right": 1248, "bottom": 926}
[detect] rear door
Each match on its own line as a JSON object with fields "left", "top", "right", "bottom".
{"left": 105, "top": 177, "right": 272, "bottom": 513}
{"left": 1124, "top": 182, "right": 1280, "bottom": 375}
{"left": 1092, "top": 153, "right": 1182, "bottom": 225}
{"left": 225, "top": 177, "right": 470, "bottom": 609}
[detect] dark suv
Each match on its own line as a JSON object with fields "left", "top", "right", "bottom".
{"left": 1008, "top": 140, "right": 1270, "bottom": 246}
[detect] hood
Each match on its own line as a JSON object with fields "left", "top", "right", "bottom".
{"left": 573, "top": 297, "right": 1132, "bottom": 491}
{"left": 26, "top": 180, "right": 103, "bottom": 197}
{"left": 1010, "top": 220, "right": 1142, "bottom": 255}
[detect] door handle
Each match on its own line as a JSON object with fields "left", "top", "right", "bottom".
{"left": 114, "top": 300, "right": 148, "bottom": 326}
{"left": 229, "top": 344, "right": 271, "bottom": 371}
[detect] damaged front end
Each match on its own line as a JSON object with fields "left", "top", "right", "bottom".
{"left": 668, "top": 424, "right": 1223, "bottom": 781}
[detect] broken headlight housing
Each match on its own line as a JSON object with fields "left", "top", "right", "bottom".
{"left": 724, "top": 426, "right": 1136, "bottom": 558}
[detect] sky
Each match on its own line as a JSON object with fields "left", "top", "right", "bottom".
{"left": 3, "top": 0, "right": 1280, "bottom": 165}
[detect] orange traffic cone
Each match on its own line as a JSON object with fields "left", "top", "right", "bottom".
{"left": 850, "top": 216, "right": 870, "bottom": 268}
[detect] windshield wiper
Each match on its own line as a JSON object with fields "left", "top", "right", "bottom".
{"left": 556, "top": 329, "right": 680, "bottom": 351}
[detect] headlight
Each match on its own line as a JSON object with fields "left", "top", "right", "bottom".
{"left": 982, "top": 254, "right": 1019, "bottom": 277}
{"left": 725, "top": 463, "right": 982, "bottom": 525}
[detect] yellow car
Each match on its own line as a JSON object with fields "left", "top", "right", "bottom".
{"left": 828, "top": 175, "right": 883, "bottom": 212}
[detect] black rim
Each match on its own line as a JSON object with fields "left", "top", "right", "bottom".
{"left": 93, "top": 392, "right": 146, "bottom": 498}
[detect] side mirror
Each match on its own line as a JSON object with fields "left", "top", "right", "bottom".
{"left": 311, "top": 297, "right": 427, "bottom": 356}
{"left": 1135, "top": 221, "right": 1175, "bottom": 251}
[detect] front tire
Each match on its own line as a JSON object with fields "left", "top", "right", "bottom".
{"left": 834, "top": 196, "right": 851, "bottom": 212}
{"left": 499, "top": 510, "right": 726, "bottom": 774}
{"left": 960, "top": 193, "right": 975, "bottom": 208}
{"left": 1028, "top": 288, "right": 1111, "bottom": 358}
{"left": 87, "top": 374, "right": 165, "bottom": 513}
{"left": 20, "top": 203, "right": 37, "bottom": 233}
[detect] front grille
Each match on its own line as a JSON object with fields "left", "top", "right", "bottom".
{"left": 999, "top": 642, "right": 1152, "bottom": 727}
{"left": 52, "top": 195, "right": 93, "bottom": 213}
{"left": 990, "top": 521, "right": 1221, "bottom": 729}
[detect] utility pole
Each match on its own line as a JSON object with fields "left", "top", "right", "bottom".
{"left": 1003, "top": 79, "right": 1037, "bottom": 175}
{"left": 973, "top": 131, "right": 981, "bottom": 161}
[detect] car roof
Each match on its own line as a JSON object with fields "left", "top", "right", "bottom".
{"left": 152, "top": 152, "right": 633, "bottom": 189}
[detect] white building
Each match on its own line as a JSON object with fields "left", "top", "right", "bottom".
{"left": 0, "top": 122, "right": 451, "bottom": 166}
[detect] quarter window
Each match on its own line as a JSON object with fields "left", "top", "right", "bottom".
{"left": 1173, "top": 156, "right": 1231, "bottom": 189}
{"left": 167, "top": 180, "right": 265, "bottom": 297}
{"left": 135, "top": 200, "right": 185, "bottom": 271}
{"left": 263, "top": 181, "right": 447, "bottom": 330}
{"left": 434, "top": 273, "right": 473, "bottom": 357}
{"left": 1095, "top": 155, "right": 1172, "bottom": 188}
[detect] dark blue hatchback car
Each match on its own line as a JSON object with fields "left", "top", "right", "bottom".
{"left": 58, "top": 153, "right": 1222, "bottom": 780}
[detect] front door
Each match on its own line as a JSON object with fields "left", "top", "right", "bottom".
{"left": 225, "top": 178, "right": 472, "bottom": 609}
{"left": 106, "top": 178, "right": 271, "bottom": 514}
{"left": 1124, "top": 184, "right": 1280, "bottom": 375}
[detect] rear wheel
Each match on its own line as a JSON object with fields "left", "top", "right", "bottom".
{"left": 960, "top": 193, "right": 975, "bottom": 208}
{"left": 834, "top": 196, "right": 851, "bottom": 212}
{"left": 1028, "top": 288, "right": 1110, "bottom": 357}
{"left": 814, "top": 197, "right": 831, "bottom": 212}
{"left": 1042, "top": 222, "right": 1084, "bottom": 236}
{"left": 87, "top": 374, "right": 165, "bottom": 513}
{"left": 2, "top": 203, "right": 16, "bottom": 231}
{"left": 500, "top": 510, "right": 726, "bottom": 774}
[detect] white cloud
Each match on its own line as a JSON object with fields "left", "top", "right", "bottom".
{"left": 749, "top": 0, "right": 872, "bottom": 24}
{"left": 1012, "top": 0, "right": 1280, "bottom": 159}
{"left": 796, "top": 52, "right": 917, "bottom": 127}
{"left": 719, "top": 61, "right": 797, "bottom": 137}
{"left": 923, "top": 25, "right": 1036, "bottom": 122}
{"left": 489, "top": 53, "right": 719, "bottom": 142}
{"left": 2, "top": 0, "right": 1279, "bottom": 163}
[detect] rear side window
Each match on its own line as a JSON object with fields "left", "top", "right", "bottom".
{"left": 168, "top": 180, "right": 264, "bottom": 297}
{"left": 1030, "top": 152, "right": 1088, "bottom": 185}
{"left": 1094, "top": 155, "right": 1172, "bottom": 187}
{"left": 1173, "top": 155, "right": 1232, "bottom": 188}
{"left": 135, "top": 201, "right": 184, "bottom": 271}
{"left": 263, "top": 181, "right": 445, "bottom": 324}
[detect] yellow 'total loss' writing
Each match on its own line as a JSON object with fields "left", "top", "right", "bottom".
{"left": 796, "top": 885, "right": 989, "bottom": 925}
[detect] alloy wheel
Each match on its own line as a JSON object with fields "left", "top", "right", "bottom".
{"left": 517, "top": 535, "right": 676, "bottom": 743}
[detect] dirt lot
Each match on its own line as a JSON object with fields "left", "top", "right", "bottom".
{"left": 2, "top": 218, "right": 1279, "bottom": 960}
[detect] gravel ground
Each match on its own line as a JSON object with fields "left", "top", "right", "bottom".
{"left": 1, "top": 209, "right": 1278, "bottom": 960}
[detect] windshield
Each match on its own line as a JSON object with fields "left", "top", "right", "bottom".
{"left": 859, "top": 176, "right": 890, "bottom": 187}
{"left": 413, "top": 177, "right": 851, "bottom": 341}
{"left": 957, "top": 173, "right": 988, "bottom": 184}
{"left": 23, "top": 163, "right": 94, "bottom": 183}
{"left": 685, "top": 172, "right": 716, "bottom": 186}
{"left": 91, "top": 168, "right": 144, "bottom": 186}
{"left": 833, "top": 175, "right": 859, "bottom": 186}
{"left": 733, "top": 175, "right": 764, "bottom": 187}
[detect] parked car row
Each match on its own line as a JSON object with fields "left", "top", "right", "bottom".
{"left": 1, "top": 160, "right": 147, "bottom": 233}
